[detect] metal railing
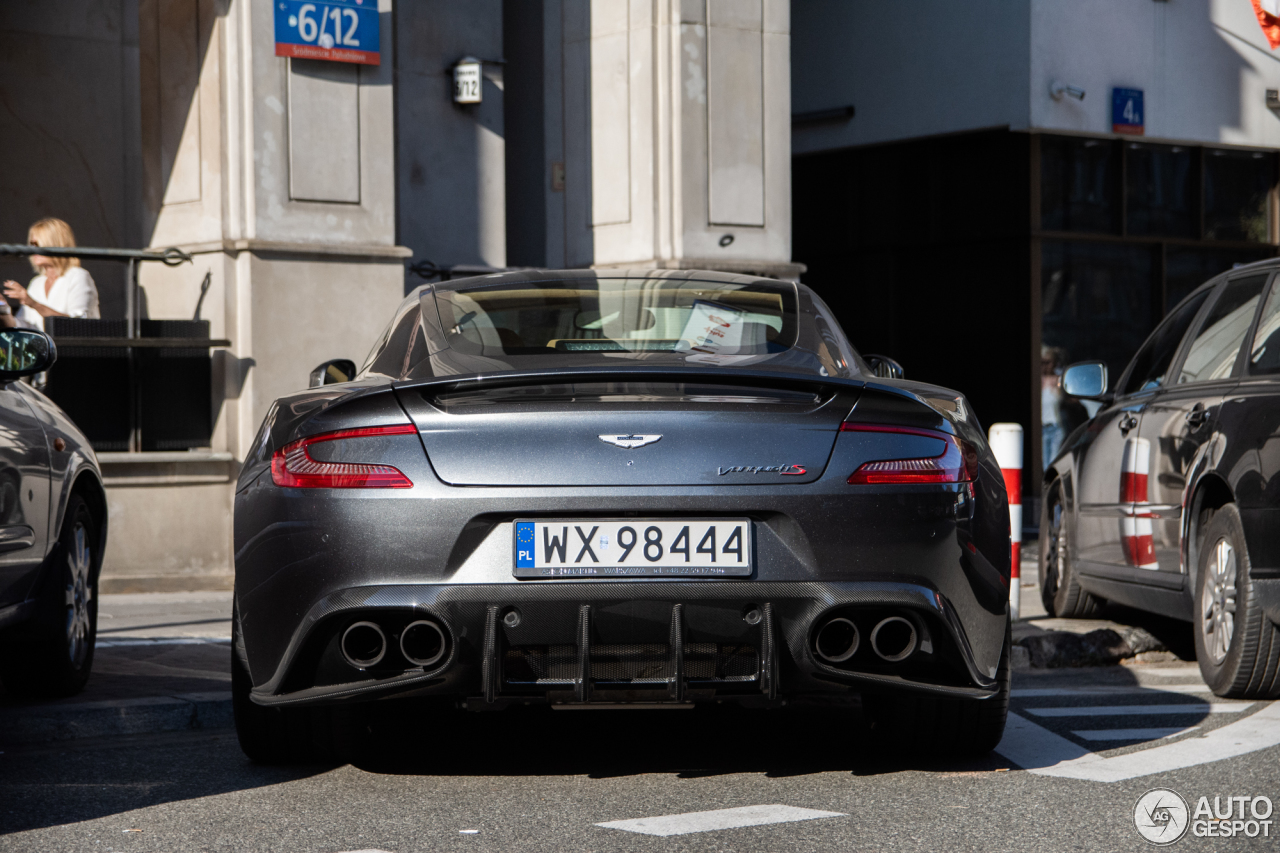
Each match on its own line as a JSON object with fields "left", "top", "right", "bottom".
{"left": 0, "top": 243, "right": 191, "bottom": 338}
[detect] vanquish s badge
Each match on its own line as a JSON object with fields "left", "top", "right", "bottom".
{"left": 718, "top": 464, "right": 807, "bottom": 476}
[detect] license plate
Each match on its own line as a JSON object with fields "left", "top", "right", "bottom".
{"left": 513, "top": 519, "right": 752, "bottom": 578}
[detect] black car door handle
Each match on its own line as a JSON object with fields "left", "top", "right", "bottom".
{"left": 1119, "top": 413, "right": 1138, "bottom": 433}
{"left": 0, "top": 524, "right": 34, "bottom": 553}
{"left": 1185, "top": 404, "right": 1209, "bottom": 428}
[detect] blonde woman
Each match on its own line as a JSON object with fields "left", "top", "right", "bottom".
{"left": 3, "top": 218, "right": 100, "bottom": 332}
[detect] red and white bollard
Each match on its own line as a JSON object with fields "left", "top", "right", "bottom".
{"left": 1121, "top": 437, "right": 1158, "bottom": 569}
{"left": 988, "top": 423, "right": 1023, "bottom": 619}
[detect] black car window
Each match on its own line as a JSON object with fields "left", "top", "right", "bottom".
{"left": 1121, "top": 289, "right": 1211, "bottom": 396}
{"left": 1177, "top": 274, "right": 1269, "bottom": 384}
{"left": 1249, "top": 278, "right": 1280, "bottom": 375}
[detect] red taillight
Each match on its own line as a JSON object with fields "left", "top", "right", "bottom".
{"left": 841, "top": 423, "right": 978, "bottom": 485}
{"left": 270, "top": 424, "right": 417, "bottom": 489}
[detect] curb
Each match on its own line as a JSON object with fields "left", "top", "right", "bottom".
{"left": 1013, "top": 625, "right": 1169, "bottom": 670}
{"left": 0, "top": 692, "right": 232, "bottom": 746}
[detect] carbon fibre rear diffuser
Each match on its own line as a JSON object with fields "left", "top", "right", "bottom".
{"left": 478, "top": 601, "right": 780, "bottom": 707}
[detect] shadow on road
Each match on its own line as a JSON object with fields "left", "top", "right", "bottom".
{"left": 352, "top": 701, "right": 1012, "bottom": 779}
{"left": 0, "top": 731, "right": 331, "bottom": 835}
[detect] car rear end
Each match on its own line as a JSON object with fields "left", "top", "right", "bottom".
{"left": 234, "top": 376, "right": 1011, "bottom": 713}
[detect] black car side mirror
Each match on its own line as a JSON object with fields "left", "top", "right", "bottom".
{"left": 864, "top": 354, "right": 905, "bottom": 380}
{"left": 0, "top": 329, "right": 56, "bottom": 379}
{"left": 309, "top": 359, "right": 357, "bottom": 388}
{"left": 1061, "top": 360, "right": 1109, "bottom": 399}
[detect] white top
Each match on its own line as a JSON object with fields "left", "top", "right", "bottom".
{"left": 16, "top": 267, "right": 100, "bottom": 331}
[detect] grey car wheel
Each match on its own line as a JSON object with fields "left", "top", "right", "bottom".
{"left": 1194, "top": 504, "right": 1280, "bottom": 699}
{"left": 0, "top": 494, "right": 99, "bottom": 698}
{"left": 65, "top": 519, "right": 93, "bottom": 669}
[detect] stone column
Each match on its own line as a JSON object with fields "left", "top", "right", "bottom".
{"left": 111, "top": 0, "right": 408, "bottom": 590}
{"left": 557, "top": 0, "right": 800, "bottom": 279}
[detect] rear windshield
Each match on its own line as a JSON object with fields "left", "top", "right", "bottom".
{"left": 434, "top": 279, "right": 797, "bottom": 364}
{"left": 359, "top": 275, "right": 865, "bottom": 381}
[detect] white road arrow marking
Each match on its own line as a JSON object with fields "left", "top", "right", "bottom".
{"left": 597, "top": 804, "right": 845, "bottom": 837}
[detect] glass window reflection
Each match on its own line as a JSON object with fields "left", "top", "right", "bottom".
{"left": 1125, "top": 143, "right": 1196, "bottom": 238}
{"left": 1204, "top": 149, "right": 1274, "bottom": 242}
{"left": 1041, "top": 137, "right": 1119, "bottom": 233}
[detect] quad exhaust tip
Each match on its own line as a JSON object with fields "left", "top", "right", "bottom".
{"left": 814, "top": 617, "right": 860, "bottom": 663}
{"left": 341, "top": 621, "right": 387, "bottom": 669}
{"left": 870, "top": 616, "right": 918, "bottom": 662}
{"left": 400, "top": 619, "right": 448, "bottom": 668}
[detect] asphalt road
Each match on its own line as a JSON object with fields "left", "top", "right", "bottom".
{"left": 3, "top": 660, "right": 1277, "bottom": 852}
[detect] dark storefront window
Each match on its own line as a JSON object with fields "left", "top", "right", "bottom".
{"left": 1126, "top": 142, "right": 1196, "bottom": 238}
{"left": 1042, "top": 241, "right": 1156, "bottom": 379}
{"left": 1165, "top": 246, "right": 1275, "bottom": 310}
{"left": 1041, "top": 136, "right": 1119, "bottom": 233}
{"left": 1204, "top": 149, "right": 1274, "bottom": 242}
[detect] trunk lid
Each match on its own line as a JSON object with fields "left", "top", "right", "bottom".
{"left": 395, "top": 380, "right": 858, "bottom": 486}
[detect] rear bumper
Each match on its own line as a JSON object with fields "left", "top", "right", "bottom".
{"left": 247, "top": 580, "right": 1007, "bottom": 707}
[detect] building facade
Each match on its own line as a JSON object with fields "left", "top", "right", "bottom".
{"left": 0, "top": 0, "right": 796, "bottom": 589}
{"left": 791, "top": 0, "right": 1280, "bottom": 494}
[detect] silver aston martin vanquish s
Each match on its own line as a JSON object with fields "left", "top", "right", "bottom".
{"left": 232, "top": 269, "right": 1012, "bottom": 762}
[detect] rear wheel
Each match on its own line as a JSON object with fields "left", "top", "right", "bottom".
{"left": 866, "top": 618, "right": 1011, "bottom": 758}
{"left": 0, "top": 495, "right": 99, "bottom": 698}
{"left": 1194, "top": 505, "right": 1280, "bottom": 699}
{"left": 232, "top": 601, "right": 368, "bottom": 764}
{"left": 1039, "top": 478, "right": 1103, "bottom": 618}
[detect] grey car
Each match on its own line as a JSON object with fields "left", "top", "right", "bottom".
{"left": 232, "top": 270, "right": 1012, "bottom": 762}
{"left": 0, "top": 328, "right": 108, "bottom": 698}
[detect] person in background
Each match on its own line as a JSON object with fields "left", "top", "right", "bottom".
{"left": 3, "top": 218, "right": 100, "bottom": 332}
{"left": 1041, "top": 345, "right": 1089, "bottom": 467}
{"left": 1041, "top": 346, "right": 1065, "bottom": 467}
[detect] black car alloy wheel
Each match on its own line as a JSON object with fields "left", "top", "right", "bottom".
{"left": 1194, "top": 504, "right": 1280, "bottom": 699}
{"left": 1039, "top": 478, "right": 1102, "bottom": 618}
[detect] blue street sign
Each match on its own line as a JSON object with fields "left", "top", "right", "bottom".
{"left": 274, "top": 0, "right": 380, "bottom": 66}
{"left": 1112, "top": 88, "right": 1144, "bottom": 135}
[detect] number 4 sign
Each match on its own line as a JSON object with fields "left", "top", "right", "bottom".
{"left": 1112, "top": 87, "right": 1144, "bottom": 135}
{"left": 274, "top": 0, "right": 381, "bottom": 66}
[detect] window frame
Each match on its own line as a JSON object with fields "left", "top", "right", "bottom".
{"left": 1242, "top": 272, "right": 1280, "bottom": 378}
{"left": 1168, "top": 270, "right": 1274, "bottom": 386}
{"left": 1114, "top": 282, "right": 1217, "bottom": 398}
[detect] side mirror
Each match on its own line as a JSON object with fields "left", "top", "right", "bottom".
{"left": 864, "top": 354, "right": 905, "bottom": 380}
{"left": 0, "top": 329, "right": 56, "bottom": 378}
{"left": 1061, "top": 360, "right": 1108, "bottom": 399}
{"left": 309, "top": 358, "right": 357, "bottom": 388}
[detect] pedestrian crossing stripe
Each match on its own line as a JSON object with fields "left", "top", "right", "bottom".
{"left": 996, "top": 701, "right": 1280, "bottom": 782}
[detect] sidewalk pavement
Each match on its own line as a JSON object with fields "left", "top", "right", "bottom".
{"left": 0, "top": 592, "right": 233, "bottom": 746}
{"left": 0, "top": 549, "right": 1200, "bottom": 746}
{"left": 1013, "top": 542, "right": 1196, "bottom": 670}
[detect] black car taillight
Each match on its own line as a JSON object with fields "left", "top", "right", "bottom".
{"left": 841, "top": 423, "right": 978, "bottom": 485}
{"left": 271, "top": 424, "right": 417, "bottom": 489}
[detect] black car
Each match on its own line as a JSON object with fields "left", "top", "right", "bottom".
{"left": 1042, "top": 261, "right": 1280, "bottom": 699}
{"left": 232, "top": 270, "right": 1013, "bottom": 762}
{"left": 0, "top": 329, "right": 108, "bottom": 698}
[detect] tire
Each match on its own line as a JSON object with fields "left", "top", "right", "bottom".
{"left": 866, "top": 618, "right": 1012, "bottom": 759}
{"left": 1039, "top": 477, "right": 1103, "bottom": 618}
{"left": 0, "top": 495, "right": 99, "bottom": 698}
{"left": 232, "top": 600, "right": 368, "bottom": 764}
{"left": 1193, "top": 505, "right": 1280, "bottom": 699}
